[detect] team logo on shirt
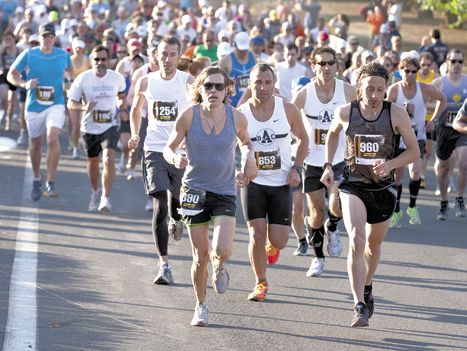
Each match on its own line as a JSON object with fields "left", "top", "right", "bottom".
{"left": 318, "top": 109, "right": 334, "bottom": 124}
{"left": 255, "top": 128, "right": 276, "bottom": 145}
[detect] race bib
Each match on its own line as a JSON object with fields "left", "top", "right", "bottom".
{"left": 255, "top": 150, "right": 281, "bottom": 170}
{"left": 179, "top": 186, "right": 206, "bottom": 216}
{"left": 354, "top": 134, "right": 385, "bottom": 165}
{"left": 445, "top": 111, "right": 457, "bottom": 128}
{"left": 36, "top": 86, "right": 54, "bottom": 106}
{"left": 153, "top": 101, "right": 178, "bottom": 122}
{"left": 314, "top": 128, "right": 328, "bottom": 145}
{"left": 92, "top": 109, "right": 112, "bottom": 124}
{"left": 236, "top": 75, "right": 249, "bottom": 92}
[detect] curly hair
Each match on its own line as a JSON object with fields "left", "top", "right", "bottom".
{"left": 190, "top": 66, "right": 235, "bottom": 104}
{"left": 357, "top": 62, "right": 389, "bottom": 84}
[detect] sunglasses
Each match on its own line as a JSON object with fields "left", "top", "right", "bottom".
{"left": 203, "top": 82, "right": 226, "bottom": 91}
{"left": 42, "top": 33, "right": 55, "bottom": 38}
{"left": 450, "top": 59, "right": 464, "bottom": 64}
{"left": 93, "top": 57, "right": 107, "bottom": 62}
{"left": 404, "top": 69, "right": 418, "bottom": 74}
{"left": 316, "top": 60, "right": 336, "bottom": 66}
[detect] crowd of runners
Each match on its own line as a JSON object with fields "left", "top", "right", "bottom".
{"left": 0, "top": 0, "right": 466, "bottom": 329}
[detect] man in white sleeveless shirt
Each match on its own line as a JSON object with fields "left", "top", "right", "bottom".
{"left": 238, "top": 63, "right": 308, "bottom": 302}
{"left": 129, "top": 36, "right": 195, "bottom": 285}
{"left": 387, "top": 56, "right": 446, "bottom": 227}
{"left": 293, "top": 47, "right": 357, "bottom": 277}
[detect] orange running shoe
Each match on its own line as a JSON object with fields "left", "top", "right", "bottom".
{"left": 247, "top": 281, "right": 269, "bottom": 302}
{"left": 266, "top": 242, "right": 280, "bottom": 265}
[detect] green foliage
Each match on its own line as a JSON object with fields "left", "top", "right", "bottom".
{"left": 416, "top": 0, "right": 467, "bottom": 28}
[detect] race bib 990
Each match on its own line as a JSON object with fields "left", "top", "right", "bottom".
{"left": 354, "top": 134, "right": 385, "bottom": 165}
{"left": 36, "top": 86, "right": 54, "bottom": 106}
{"left": 92, "top": 109, "right": 112, "bottom": 124}
{"left": 153, "top": 101, "right": 178, "bottom": 122}
{"left": 255, "top": 150, "right": 281, "bottom": 171}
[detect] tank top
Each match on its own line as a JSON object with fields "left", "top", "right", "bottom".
{"left": 183, "top": 104, "right": 237, "bottom": 196}
{"left": 395, "top": 81, "right": 426, "bottom": 145}
{"left": 416, "top": 70, "right": 435, "bottom": 121}
{"left": 303, "top": 78, "right": 346, "bottom": 166}
{"left": 238, "top": 97, "right": 292, "bottom": 186}
{"left": 442, "top": 75, "right": 467, "bottom": 128}
{"left": 1, "top": 46, "right": 19, "bottom": 72}
{"left": 344, "top": 100, "right": 399, "bottom": 188}
{"left": 229, "top": 51, "right": 255, "bottom": 106}
{"left": 144, "top": 69, "right": 190, "bottom": 152}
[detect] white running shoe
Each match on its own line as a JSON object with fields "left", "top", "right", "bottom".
{"left": 325, "top": 218, "right": 343, "bottom": 257}
{"left": 88, "top": 190, "right": 100, "bottom": 212}
{"left": 306, "top": 257, "right": 325, "bottom": 277}
{"left": 211, "top": 263, "right": 229, "bottom": 294}
{"left": 98, "top": 196, "right": 112, "bottom": 212}
{"left": 191, "top": 303, "right": 208, "bottom": 327}
{"left": 126, "top": 168, "right": 137, "bottom": 180}
{"left": 118, "top": 158, "right": 127, "bottom": 175}
{"left": 144, "top": 199, "right": 153, "bottom": 212}
{"left": 72, "top": 148, "right": 80, "bottom": 160}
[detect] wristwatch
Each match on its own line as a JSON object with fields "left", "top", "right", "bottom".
{"left": 322, "top": 162, "right": 332, "bottom": 171}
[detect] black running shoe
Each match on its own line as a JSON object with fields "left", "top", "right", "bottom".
{"left": 364, "top": 291, "right": 374, "bottom": 319}
{"left": 436, "top": 201, "right": 448, "bottom": 221}
{"left": 351, "top": 302, "right": 369, "bottom": 328}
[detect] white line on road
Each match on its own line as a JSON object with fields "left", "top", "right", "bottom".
{"left": 3, "top": 163, "right": 38, "bottom": 351}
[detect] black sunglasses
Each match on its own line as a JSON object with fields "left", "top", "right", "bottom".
{"left": 203, "top": 82, "right": 226, "bottom": 91}
{"left": 450, "top": 59, "right": 464, "bottom": 64}
{"left": 404, "top": 69, "right": 418, "bottom": 74}
{"left": 316, "top": 60, "right": 336, "bottom": 66}
{"left": 93, "top": 57, "right": 107, "bottom": 62}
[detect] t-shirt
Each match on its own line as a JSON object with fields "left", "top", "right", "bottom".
{"left": 68, "top": 69, "right": 126, "bottom": 134}
{"left": 275, "top": 62, "right": 307, "bottom": 102}
{"left": 194, "top": 44, "right": 218, "bottom": 65}
{"left": 11, "top": 47, "right": 71, "bottom": 112}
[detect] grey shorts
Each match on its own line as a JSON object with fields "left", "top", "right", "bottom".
{"left": 142, "top": 150, "right": 184, "bottom": 197}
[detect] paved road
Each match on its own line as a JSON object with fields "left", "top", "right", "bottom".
{"left": 0, "top": 130, "right": 466, "bottom": 351}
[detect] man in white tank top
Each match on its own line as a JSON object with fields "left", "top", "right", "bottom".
{"left": 238, "top": 63, "right": 309, "bottom": 302}
{"left": 387, "top": 56, "right": 446, "bottom": 228}
{"left": 293, "top": 47, "right": 357, "bottom": 277}
{"left": 128, "top": 36, "right": 195, "bottom": 286}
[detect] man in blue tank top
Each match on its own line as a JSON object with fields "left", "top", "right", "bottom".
{"left": 8, "top": 22, "right": 72, "bottom": 201}
{"left": 432, "top": 49, "right": 467, "bottom": 219}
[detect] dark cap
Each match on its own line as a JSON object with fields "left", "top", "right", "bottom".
{"left": 39, "top": 23, "right": 56, "bottom": 36}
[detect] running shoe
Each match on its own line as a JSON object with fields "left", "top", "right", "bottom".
{"left": 191, "top": 303, "right": 208, "bottom": 327}
{"left": 325, "top": 218, "right": 343, "bottom": 257}
{"left": 126, "top": 168, "right": 137, "bottom": 181}
{"left": 266, "top": 242, "right": 280, "bottom": 265}
{"left": 168, "top": 218, "right": 183, "bottom": 241}
{"left": 293, "top": 240, "right": 308, "bottom": 256}
{"left": 43, "top": 182, "right": 58, "bottom": 197}
{"left": 247, "top": 281, "right": 269, "bottom": 302}
{"left": 212, "top": 263, "right": 229, "bottom": 294}
{"left": 406, "top": 206, "right": 421, "bottom": 225}
{"left": 448, "top": 177, "right": 456, "bottom": 193}
{"left": 144, "top": 198, "right": 153, "bottom": 212}
{"left": 118, "top": 158, "right": 127, "bottom": 175}
{"left": 306, "top": 257, "right": 325, "bottom": 277}
{"left": 435, "top": 187, "right": 441, "bottom": 196}
{"left": 364, "top": 291, "right": 374, "bottom": 319}
{"left": 16, "top": 129, "right": 28, "bottom": 146}
{"left": 88, "top": 190, "right": 100, "bottom": 212}
{"left": 31, "top": 179, "right": 43, "bottom": 201}
{"left": 72, "top": 147, "right": 80, "bottom": 160}
{"left": 351, "top": 302, "right": 369, "bottom": 328}
{"left": 98, "top": 197, "right": 112, "bottom": 212}
{"left": 455, "top": 197, "right": 466, "bottom": 218}
{"left": 153, "top": 263, "right": 174, "bottom": 285}
{"left": 389, "top": 211, "right": 402, "bottom": 228}
{"left": 436, "top": 202, "right": 448, "bottom": 221}
{"left": 420, "top": 176, "right": 425, "bottom": 189}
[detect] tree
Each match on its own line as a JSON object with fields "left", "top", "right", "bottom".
{"left": 416, "top": 0, "right": 466, "bottom": 28}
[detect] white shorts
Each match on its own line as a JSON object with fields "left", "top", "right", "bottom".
{"left": 26, "top": 104, "right": 66, "bottom": 139}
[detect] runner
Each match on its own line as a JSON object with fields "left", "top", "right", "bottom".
{"left": 320, "top": 62, "right": 419, "bottom": 327}
{"left": 67, "top": 45, "right": 126, "bottom": 212}
{"left": 387, "top": 56, "right": 446, "bottom": 227}
{"left": 8, "top": 23, "right": 72, "bottom": 201}
{"left": 431, "top": 49, "right": 467, "bottom": 219}
{"left": 238, "top": 63, "right": 308, "bottom": 301}
{"left": 128, "top": 36, "right": 194, "bottom": 285}
{"left": 292, "top": 46, "right": 357, "bottom": 277}
{"left": 163, "top": 65, "right": 257, "bottom": 327}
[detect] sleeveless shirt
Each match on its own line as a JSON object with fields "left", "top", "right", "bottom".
{"left": 442, "top": 75, "right": 467, "bottom": 128}
{"left": 395, "top": 81, "right": 426, "bottom": 144}
{"left": 229, "top": 51, "right": 255, "bottom": 107}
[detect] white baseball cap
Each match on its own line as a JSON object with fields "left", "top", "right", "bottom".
{"left": 181, "top": 14, "right": 191, "bottom": 25}
{"left": 234, "top": 31, "right": 250, "bottom": 51}
{"left": 217, "top": 42, "right": 232, "bottom": 58}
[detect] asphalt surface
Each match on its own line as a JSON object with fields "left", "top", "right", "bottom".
{"left": 0, "top": 129, "right": 466, "bottom": 351}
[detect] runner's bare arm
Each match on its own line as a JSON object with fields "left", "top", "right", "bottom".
{"left": 163, "top": 107, "right": 192, "bottom": 169}
{"left": 235, "top": 109, "right": 257, "bottom": 185}
{"left": 291, "top": 87, "right": 307, "bottom": 110}
{"left": 453, "top": 107, "right": 467, "bottom": 134}
{"left": 128, "top": 76, "right": 148, "bottom": 149}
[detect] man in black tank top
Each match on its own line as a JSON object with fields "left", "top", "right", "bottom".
{"left": 320, "top": 63, "right": 420, "bottom": 327}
